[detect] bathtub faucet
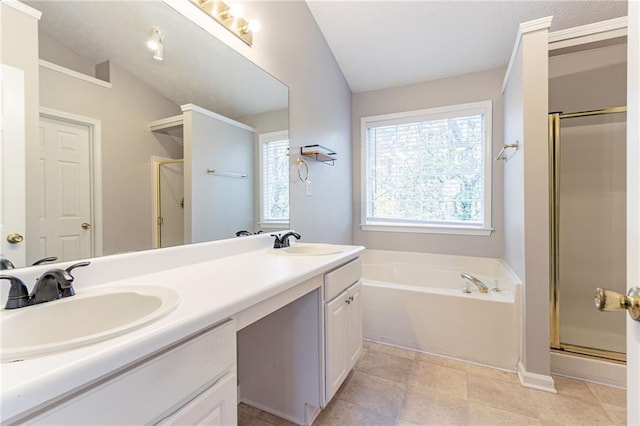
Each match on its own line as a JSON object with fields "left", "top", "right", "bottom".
{"left": 460, "top": 273, "right": 489, "bottom": 294}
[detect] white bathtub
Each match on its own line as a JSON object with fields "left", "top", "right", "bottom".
{"left": 362, "top": 249, "right": 522, "bottom": 370}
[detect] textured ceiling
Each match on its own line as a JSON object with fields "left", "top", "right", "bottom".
{"left": 306, "top": 1, "right": 628, "bottom": 93}
{"left": 26, "top": 1, "right": 287, "bottom": 119}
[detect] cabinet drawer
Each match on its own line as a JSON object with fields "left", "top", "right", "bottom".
{"left": 27, "top": 320, "right": 236, "bottom": 425}
{"left": 324, "top": 258, "right": 361, "bottom": 301}
{"left": 158, "top": 371, "right": 236, "bottom": 426}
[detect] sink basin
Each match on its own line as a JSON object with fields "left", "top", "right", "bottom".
{"left": 271, "top": 243, "right": 344, "bottom": 256}
{"left": 0, "top": 285, "right": 179, "bottom": 362}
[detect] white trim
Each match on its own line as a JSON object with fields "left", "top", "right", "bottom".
{"left": 258, "top": 222, "right": 289, "bottom": 231}
{"left": 549, "top": 29, "right": 627, "bottom": 52}
{"left": 360, "top": 224, "right": 493, "bottom": 237}
{"left": 548, "top": 16, "right": 628, "bottom": 44}
{"left": 180, "top": 103, "right": 254, "bottom": 132}
{"left": 362, "top": 101, "right": 489, "bottom": 124}
{"left": 39, "top": 107, "right": 104, "bottom": 258}
{"left": 39, "top": 60, "right": 112, "bottom": 89}
{"left": 1, "top": 0, "right": 42, "bottom": 20}
{"left": 360, "top": 100, "right": 493, "bottom": 237}
{"left": 517, "top": 362, "right": 557, "bottom": 393}
{"left": 627, "top": 2, "right": 640, "bottom": 424}
{"left": 149, "top": 115, "right": 183, "bottom": 133}
{"left": 550, "top": 352, "right": 626, "bottom": 389}
{"left": 502, "top": 16, "right": 553, "bottom": 93}
{"left": 519, "top": 16, "right": 554, "bottom": 35}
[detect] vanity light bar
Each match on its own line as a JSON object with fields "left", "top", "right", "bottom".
{"left": 191, "top": 0, "right": 258, "bottom": 46}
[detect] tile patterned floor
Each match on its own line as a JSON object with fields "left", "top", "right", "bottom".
{"left": 238, "top": 340, "right": 627, "bottom": 426}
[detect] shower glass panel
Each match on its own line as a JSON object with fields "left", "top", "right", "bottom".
{"left": 158, "top": 160, "right": 184, "bottom": 248}
{"left": 552, "top": 109, "right": 626, "bottom": 360}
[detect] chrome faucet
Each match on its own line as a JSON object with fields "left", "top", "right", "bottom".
{"left": 1, "top": 256, "right": 58, "bottom": 270}
{"left": 271, "top": 232, "right": 301, "bottom": 248}
{"left": 1, "top": 261, "right": 90, "bottom": 309}
{"left": 0, "top": 275, "right": 30, "bottom": 309}
{"left": 460, "top": 273, "right": 489, "bottom": 294}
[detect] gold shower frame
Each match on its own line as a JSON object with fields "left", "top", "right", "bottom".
{"left": 549, "top": 106, "right": 627, "bottom": 363}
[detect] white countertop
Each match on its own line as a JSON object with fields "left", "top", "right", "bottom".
{"left": 0, "top": 236, "right": 364, "bottom": 423}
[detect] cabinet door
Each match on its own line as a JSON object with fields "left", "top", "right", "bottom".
{"left": 158, "top": 372, "right": 236, "bottom": 426}
{"left": 347, "top": 282, "right": 363, "bottom": 370}
{"left": 26, "top": 321, "right": 235, "bottom": 425}
{"left": 325, "top": 291, "right": 349, "bottom": 401}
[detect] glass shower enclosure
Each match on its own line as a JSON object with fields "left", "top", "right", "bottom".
{"left": 155, "top": 159, "right": 184, "bottom": 249}
{"left": 549, "top": 107, "right": 627, "bottom": 362}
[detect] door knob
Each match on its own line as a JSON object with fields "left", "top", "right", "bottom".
{"left": 81, "top": 222, "right": 91, "bottom": 230}
{"left": 6, "top": 233, "right": 24, "bottom": 244}
{"left": 595, "top": 287, "right": 640, "bottom": 321}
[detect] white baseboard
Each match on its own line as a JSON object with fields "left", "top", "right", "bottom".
{"left": 517, "top": 362, "right": 557, "bottom": 393}
{"left": 550, "top": 351, "right": 626, "bottom": 389}
{"left": 239, "top": 397, "right": 302, "bottom": 425}
{"left": 306, "top": 404, "right": 322, "bottom": 425}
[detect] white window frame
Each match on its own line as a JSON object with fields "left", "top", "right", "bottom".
{"left": 360, "top": 100, "right": 493, "bottom": 236}
{"left": 258, "top": 130, "right": 289, "bottom": 229}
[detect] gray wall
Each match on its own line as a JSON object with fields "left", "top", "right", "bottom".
{"left": 351, "top": 68, "right": 505, "bottom": 257}
{"left": 549, "top": 43, "right": 627, "bottom": 112}
{"left": 39, "top": 42, "right": 182, "bottom": 254}
{"left": 503, "top": 27, "right": 552, "bottom": 378}
{"left": 239, "top": 108, "right": 289, "bottom": 233}
{"left": 38, "top": 31, "right": 95, "bottom": 77}
{"left": 183, "top": 107, "right": 254, "bottom": 243}
{"left": 192, "top": 2, "right": 354, "bottom": 245}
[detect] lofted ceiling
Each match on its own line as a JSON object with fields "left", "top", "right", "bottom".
{"left": 306, "top": 1, "right": 628, "bottom": 93}
{"left": 25, "top": 1, "right": 287, "bottom": 119}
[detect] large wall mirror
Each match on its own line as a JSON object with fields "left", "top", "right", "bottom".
{"left": 3, "top": 0, "right": 289, "bottom": 269}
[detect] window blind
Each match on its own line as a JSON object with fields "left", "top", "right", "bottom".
{"left": 366, "top": 113, "right": 485, "bottom": 226}
{"left": 262, "top": 137, "right": 289, "bottom": 222}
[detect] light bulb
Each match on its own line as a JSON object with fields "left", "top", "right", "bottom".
{"left": 147, "top": 28, "right": 163, "bottom": 52}
{"left": 147, "top": 39, "right": 159, "bottom": 51}
{"left": 227, "top": 3, "right": 242, "bottom": 18}
{"left": 247, "top": 19, "right": 261, "bottom": 33}
{"left": 153, "top": 42, "right": 164, "bottom": 61}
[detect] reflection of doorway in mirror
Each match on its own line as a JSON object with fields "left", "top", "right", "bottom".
{"left": 1, "top": 64, "right": 27, "bottom": 267}
{"left": 33, "top": 111, "right": 102, "bottom": 264}
{"left": 153, "top": 157, "right": 184, "bottom": 248}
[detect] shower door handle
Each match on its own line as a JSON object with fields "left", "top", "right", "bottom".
{"left": 594, "top": 287, "right": 640, "bottom": 321}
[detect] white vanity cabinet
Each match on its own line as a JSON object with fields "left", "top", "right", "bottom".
{"left": 324, "top": 258, "right": 363, "bottom": 403}
{"left": 22, "top": 320, "right": 237, "bottom": 425}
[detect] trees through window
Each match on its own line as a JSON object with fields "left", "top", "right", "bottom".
{"left": 362, "top": 101, "right": 492, "bottom": 235}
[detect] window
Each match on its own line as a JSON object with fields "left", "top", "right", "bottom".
{"left": 361, "top": 101, "right": 492, "bottom": 235}
{"left": 260, "top": 130, "right": 289, "bottom": 226}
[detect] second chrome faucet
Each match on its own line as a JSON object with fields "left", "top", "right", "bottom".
{"left": 460, "top": 272, "right": 489, "bottom": 294}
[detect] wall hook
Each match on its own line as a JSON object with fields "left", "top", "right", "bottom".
{"left": 496, "top": 141, "right": 519, "bottom": 161}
